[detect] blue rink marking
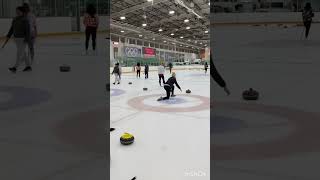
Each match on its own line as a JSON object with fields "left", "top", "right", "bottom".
{"left": 110, "top": 89, "right": 126, "bottom": 97}
{"left": 0, "top": 86, "right": 51, "bottom": 111}
{"left": 211, "top": 115, "right": 247, "bottom": 133}
{"left": 158, "top": 97, "right": 187, "bottom": 104}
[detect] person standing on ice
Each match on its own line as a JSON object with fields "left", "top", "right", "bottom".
{"left": 158, "top": 63, "right": 165, "bottom": 86}
{"left": 302, "top": 3, "right": 314, "bottom": 39}
{"left": 83, "top": 4, "right": 99, "bottom": 54}
{"left": 23, "top": 3, "right": 37, "bottom": 64}
{"left": 111, "top": 63, "right": 121, "bottom": 85}
{"left": 6, "top": 6, "right": 31, "bottom": 73}
{"left": 136, "top": 62, "right": 141, "bottom": 78}
{"left": 210, "top": 55, "right": 230, "bottom": 95}
{"left": 159, "top": 72, "right": 182, "bottom": 101}
{"left": 204, "top": 62, "right": 208, "bottom": 74}
{"left": 144, "top": 64, "right": 149, "bottom": 79}
{"left": 168, "top": 62, "right": 173, "bottom": 74}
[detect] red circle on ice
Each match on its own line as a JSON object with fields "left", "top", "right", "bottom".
{"left": 212, "top": 101, "right": 320, "bottom": 160}
{"left": 128, "top": 94, "right": 209, "bottom": 112}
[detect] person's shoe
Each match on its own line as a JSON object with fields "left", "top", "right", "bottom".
{"left": 113, "top": 82, "right": 115, "bottom": 85}
{"left": 117, "top": 82, "right": 120, "bottom": 84}
{"left": 8, "top": 67, "right": 17, "bottom": 73}
{"left": 23, "top": 66, "right": 32, "bottom": 72}
{"left": 171, "top": 94, "right": 176, "bottom": 97}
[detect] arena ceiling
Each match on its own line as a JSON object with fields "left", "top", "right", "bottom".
{"left": 110, "top": 0, "right": 210, "bottom": 51}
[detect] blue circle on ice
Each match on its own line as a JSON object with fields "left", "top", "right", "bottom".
{"left": 211, "top": 115, "right": 247, "bottom": 134}
{"left": 110, "top": 89, "right": 125, "bottom": 97}
{"left": 159, "top": 97, "right": 187, "bottom": 104}
{"left": 0, "top": 86, "right": 51, "bottom": 111}
{"left": 189, "top": 74, "right": 208, "bottom": 77}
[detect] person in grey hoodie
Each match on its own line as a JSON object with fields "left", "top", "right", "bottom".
{"left": 6, "top": 6, "right": 31, "bottom": 73}
{"left": 23, "top": 3, "right": 37, "bottom": 64}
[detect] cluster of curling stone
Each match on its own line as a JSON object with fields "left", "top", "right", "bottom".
{"left": 128, "top": 82, "right": 132, "bottom": 85}
{"left": 59, "top": 65, "right": 71, "bottom": 72}
{"left": 143, "top": 87, "right": 148, "bottom": 91}
{"left": 242, "top": 88, "right": 259, "bottom": 100}
{"left": 186, "top": 89, "right": 191, "bottom": 94}
{"left": 120, "top": 132, "right": 135, "bottom": 145}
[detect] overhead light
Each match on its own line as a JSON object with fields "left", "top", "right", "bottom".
{"left": 200, "top": 42, "right": 203, "bottom": 45}
{"left": 152, "top": 38, "right": 155, "bottom": 40}
{"left": 113, "top": 42, "right": 119, "bottom": 45}
{"left": 147, "top": 0, "right": 153, "bottom": 2}
{"left": 169, "top": 10, "right": 175, "bottom": 14}
{"left": 120, "top": 16, "right": 126, "bottom": 20}
{"left": 159, "top": 28, "right": 163, "bottom": 32}
{"left": 172, "top": 42, "right": 175, "bottom": 44}
{"left": 184, "top": 19, "right": 189, "bottom": 23}
{"left": 163, "top": 41, "right": 167, "bottom": 43}
{"left": 139, "top": 34, "right": 143, "bottom": 37}
{"left": 188, "top": 39, "right": 191, "bottom": 42}
{"left": 186, "top": 26, "right": 190, "bottom": 30}
{"left": 170, "top": 33, "right": 174, "bottom": 36}
{"left": 205, "top": 30, "right": 209, "bottom": 33}
{"left": 180, "top": 45, "right": 182, "bottom": 46}
{"left": 208, "top": 2, "right": 210, "bottom": 6}
{"left": 180, "top": 36, "right": 184, "bottom": 39}
{"left": 205, "top": 44, "right": 207, "bottom": 46}
{"left": 186, "top": 46, "right": 189, "bottom": 47}
{"left": 142, "top": 23, "right": 147, "bottom": 27}
{"left": 120, "top": 30, "right": 124, "bottom": 33}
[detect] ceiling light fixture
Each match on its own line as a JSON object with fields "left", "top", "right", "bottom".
{"left": 120, "top": 16, "right": 126, "bottom": 20}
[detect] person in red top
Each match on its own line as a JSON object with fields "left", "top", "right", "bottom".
{"left": 83, "top": 4, "right": 99, "bottom": 54}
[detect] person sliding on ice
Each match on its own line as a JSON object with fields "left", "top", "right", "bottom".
{"left": 6, "top": 6, "right": 31, "bottom": 73}
{"left": 136, "top": 63, "right": 141, "bottom": 78}
{"left": 204, "top": 62, "right": 208, "bottom": 74}
{"left": 211, "top": 55, "right": 230, "bottom": 95}
{"left": 168, "top": 62, "right": 173, "bottom": 74}
{"left": 302, "top": 3, "right": 314, "bottom": 39}
{"left": 144, "top": 64, "right": 149, "bottom": 79}
{"left": 111, "top": 63, "right": 120, "bottom": 85}
{"left": 158, "top": 63, "right": 165, "bottom": 86}
{"left": 23, "top": 3, "right": 37, "bottom": 64}
{"left": 159, "top": 72, "right": 182, "bottom": 101}
{"left": 83, "top": 4, "right": 99, "bottom": 54}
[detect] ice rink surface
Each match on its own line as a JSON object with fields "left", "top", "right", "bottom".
{"left": 110, "top": 69, "right": 210, "bottom": 180}
{"left": 212, "top": 23, "right": 320, "bottom": 179}
{"left": 0, "top": 34, "right": 108, "bottom": 180}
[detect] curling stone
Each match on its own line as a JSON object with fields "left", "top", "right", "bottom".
{"left": 242, "top": 88, "right": 259, "bottom": 100}
{"left": 120, "top": 133, "right": 134, "bottom": 145}
{"left": 59, "top": 65, "right": 70, "bottom": 72}
{"left": 129, "top": 82, "right": 132, "bottom": 85}
{"left": 143, "top": 87, "right": 148, "bottom": 91}
{"left": 186, "top": 89, "right": 191, "bottom": 94}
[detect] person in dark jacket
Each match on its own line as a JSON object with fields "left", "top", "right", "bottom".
{"left": 159, "top": 72, "right": 182, "bottom": 101}
{"left": 168, "top": 62, "right": 173, "bottom": 74}
{"left": 204, "top": 62, "right": 208, "bottom": 74}
{"left": 6, "top": 6, "right": 31, "bottom": 73}
{"left": 211, "top": 55, "right": 230, "bottom": 95}
{"left": 111, "top": 63, "right": 120, "bottom": 84}
{"left": 144, "top": 64, "right": 149, "bottom": 79}
{"left": 302, "top": 3, "right": 314, "bottom": 39}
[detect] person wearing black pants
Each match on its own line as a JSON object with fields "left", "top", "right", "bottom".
{"left": 83, "top": 4, "right": 99, "bottom": 54}
{"left": 160, "top": 72, "right": 182, "bottom": 101}
{"left": 302, "top": 3, "right": 314, "bottom": 39}
{"left": 211, "top": 55, "right": 230, "bottom": 95}
{"left": 136, "top": 63, "right": 141, "bottom": 78}
{"left": 158, "top": 63, "right": 165, "bottom": 86}
{"left": 144, "top": 64, "right": 149, "bottom": 79}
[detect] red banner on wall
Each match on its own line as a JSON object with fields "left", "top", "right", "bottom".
{"left": 143, "top": 47, "right": 156, "bottom": 57}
